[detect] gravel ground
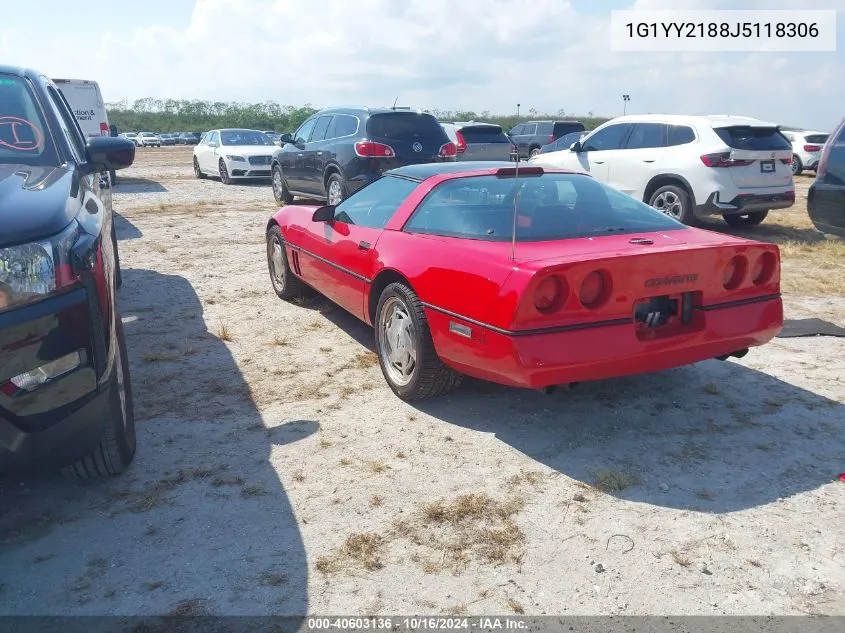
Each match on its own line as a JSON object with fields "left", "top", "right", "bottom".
{"left": 1, "top": 147, "right": 843, "bottom": 617}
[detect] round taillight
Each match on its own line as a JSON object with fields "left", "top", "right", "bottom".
{"left": 723, "top": 255, "right": 747, "bottom": 290}
{"left": 534, "top": 276, "right": 563, "bottom": 313}
{"left": 751, "top": 252, "right": 776, "bottom": 286}
{"left": 579, "top": 270, "right": 609, "bottom": 308}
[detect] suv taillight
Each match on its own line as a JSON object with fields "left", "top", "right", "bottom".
{"left": 548, "top": 135, "right": 555, "bottom": 144}
{"left": 354, "top": 141, "right": 395, "bottom": 158}
{"left": 700, "top": 152, "right": 753, "bottom": 168}
{"left": 454, "top": 131, "right": 467, "bottom": 154}
{"left": 439, "top": 142, "right": 458, "bottom": 158}
{"left": 803, "top": 144, "right": 821, "bottom": 152}
{"left": 100, "top": 122, "right": 109, "bottom": 136}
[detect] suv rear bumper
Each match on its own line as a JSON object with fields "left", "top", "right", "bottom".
{"left": 696, "top": 190, "right": 795, "bottom": 217}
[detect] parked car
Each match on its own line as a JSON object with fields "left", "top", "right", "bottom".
{"left": 178, "top": 132, "right": 201, "bottom": 145}
{"left": 530, "top": 114, "right": 795, "bottom": 228}
{"left": 271, "top": 106, "right": 456, "bottom": 206}
{"left": 538, "top": 131, "right": 586, "bottom": 155}
{"left": 509, "top": 120, "right": 586, "bottom": 159}
{"left": 121, "top": 132, "right": 139, "bottom": 146}
{"left": 265, "top": 161, "right": 782, "bottom": 400}
{"left": 781, "top": 129, "right": 830, "bottom": 176}
{"left": 807, "top": 116, "right": 845, "bottom": 238}
{"left": 160, "top": 133, "right": 177, "bottom": 146}
{"left": 0, "top": 65, "right": 137, "bottom": 477}
{"left": 262, "top": 130, "right": 281, "bottom": 144}
{"left": 193, "top": 128, "right": 275, "bottom": 184}
{"left": 136, "top": 132, "right": 161, "bottom": 147}
{"left": 440, "top": 122, "right": 516, "bottom": 162}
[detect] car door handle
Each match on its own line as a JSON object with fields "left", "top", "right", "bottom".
{"left": 642, "top": 159, "right": 655, "bottom": 163}
{"left": 316, "top": 151, "right": 323, "bottom": 156}
{"left": 593, "top": 160, "right": 605, "bottom": 164}
{"left": 358, "top": 241, "right": 371, "bottom": 251}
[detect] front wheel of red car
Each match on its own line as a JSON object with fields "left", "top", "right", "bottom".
{"left": 61, "top": 315, "right": 136, "bottom": 479}
{"left": 375, "top": 283, "right": 462, "bottom": 401}
{"left": 267, "top": 225, "right": 306, "bottom": 300}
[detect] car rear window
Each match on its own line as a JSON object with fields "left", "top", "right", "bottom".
{"left": 713, "top": 126, "right": 791, "bottom": 151}
{"left": 805, "top": 134, "right": 829, "bottom": 144}
{"left": 404, "top": 173, "right": 685, "bottom": 242}
{"left": 0, "top": 74, "right": 58, "bottom": 166}
{"left": 366, "top": 113, "right": 447, "bottom": 140}
{"left": 553, "top": 121, "right": 585, "bottom": 137}
{"left": 458, "top": 126, "right": 509, "bottom": 143}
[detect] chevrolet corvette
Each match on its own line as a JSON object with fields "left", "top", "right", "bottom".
{"left": 265, "top": 162, "right": 783, "bottom": 401}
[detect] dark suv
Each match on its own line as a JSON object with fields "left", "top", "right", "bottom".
{"left": 0, "top": 66, "right": 137, "bottom": 478}
{"left": 808, "top": 116, "right": 845, "bottom": 238}
{"left": 270, "top": 106, "right": 457, "bottom": 206}
{"left": 509, "top": 120, "right": 586, "bottom": 159}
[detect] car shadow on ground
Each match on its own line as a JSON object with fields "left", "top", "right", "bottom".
{"left": 303, "top": 301, "right": 843, "bottom": 515}
{"left": 698, "top": 217, "right": 830, "bottom": 245}
{"left": 114, "top": 213, "right": 143, "bottom": 240}
{"left": 113, "top": 177, "right": 168, "bottom": 194}
{"left": 0, "top": 269, "right": 311, "bottom": 620}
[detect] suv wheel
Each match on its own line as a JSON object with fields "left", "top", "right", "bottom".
{"left": 648, "top": 185, "right": 695, "bottom": 224}
{"left": 723, "top": 211, "right": 768, "bottom": 227}
{"left": 61, "top": 315, "right": 136, "bottom": 479}
{"left": 272, "top": 164, "right": 293, "bottom": 204}
{"left": 529, "top": 147, "right": 541, "bottom": 159}
{"left": 792, "top": 155, "right": 803, "bottom": 176}
{"left": 326, "top": 173, "right": 347, "bottom": 206}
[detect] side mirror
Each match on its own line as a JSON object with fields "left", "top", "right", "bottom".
{"left": 81, "top": 136, "right": 136, "bottom": 175}
{"left": 570, "top": 141, "right": 582, "bottom": 152}
{"left": 312, "top": 205, "right": 336, "bottom": 222}
{"left": 279, "top": 133, "right": 293, "bottom": 144}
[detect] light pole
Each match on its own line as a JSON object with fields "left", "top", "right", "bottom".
{"left": 622, "top": 94, "right": 630, "bottom": 115}
{"left": 517, "top": 103, "right": 521, "bottom": 120}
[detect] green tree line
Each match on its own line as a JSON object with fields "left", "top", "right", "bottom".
{"left": 105, "top": 98, "right": 611, "bottom": 134}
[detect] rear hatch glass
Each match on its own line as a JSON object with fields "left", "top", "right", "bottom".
{"left": 712, "top": 126, "right": 793, "bottom": 188}
{"left": 459, "top": 126, "right": 509, "bottom": 143}
{"left": 366, "top": 112, "right": 450, "bottom": 161}
{"left": 553, "top": 121, "right": 586, "bottom": 138}
{"left": 805, "top": 134, "right": 829, "bottom": 145}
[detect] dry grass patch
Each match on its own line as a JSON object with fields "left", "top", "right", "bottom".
{"left": 258, "top": 571, "right": 287, "bottom": 586}
{"left": 142, "top": 351, "right": 179, "bottom": 363}
{"left": 368, "top": 460, "right": 390, "bottom": 474}
{"left": 315, "top": 532, "right": 384, "bottom": 574}
{"left": 271, "top": 336, "right": 289, "bottom": 347}
{"left": 703, "top": 383, "right": 721, "bottom": 395}
{"left": 370, "top": 495, "right": 384, "bottom": 507}
{"left": 592, "top": 468, "right": 640, "bottom": 493}
{"left": 394, "top": 492, "right": 526, "bottom": 574}
{"left": 125, "top": 200, "right": 227, "bottom": 217}
{"left": 670, "top": 549, "right": 693, "bottom": 567}
{"left": 507, "top": 598, "right": 525, "bottom": 614}
{"left": 215, "top": 323, "right": 233, "bottom": 341}
{"left": 507, "top": 470, "right": 545, "bottom": 487}
{"left": 114, "top": 468, "right": 217, "bottom": 512}
{"left": 292, "top": 469, "right": 305, "bottom": 482}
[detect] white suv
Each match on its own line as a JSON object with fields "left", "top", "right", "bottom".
{"left": 530, "top": 114, "right": 795, "bottom": 227}
{"left": 136, "top": 132, "right": 161, "bottom": 147}
{"left": 781, "top": 129, "right": 830, "bottom": 176}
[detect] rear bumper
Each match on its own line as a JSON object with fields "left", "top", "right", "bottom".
{"left": 696, "top": 190, "right": 795, "bottom": 216}
{"left": 427, "top": 295, "right": 783, "bottom": 390}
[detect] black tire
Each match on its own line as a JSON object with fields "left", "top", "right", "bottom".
{"left": 111, "top": 221, "right": 122, "bottom": 289}
{"left": 109, "top": 170, "right": 117, "bottom": 185}
{"left": 648, "top": 184, "right": 696, "bottom": 225}
{"left": 61, "top": 315, "right": 136, "bottom": 479}
{"left": 219, "top": 159, "right": 231, "bottom": 185}
{"left": 528, "top": 147, "right": 541, "bottom": 159}
{"left": 374, "top": 282, "right": 462, "bottom": 401}
{"left": 272, "top": 164, "right": 293, "bottom": 204}
{"left": 266, "top": 225, "right": 306, "bottom": 300}
{"left": 723, "top": 211, "right": 769, "bottom": 227}
{"left": 326, "top": 172, "right": 348, "bottom": 206}
{"left": 193, "top": 157, "right": 206, "bottom": 179}
{"left": 792, "top": 155, "right": 803, "bottom": 176}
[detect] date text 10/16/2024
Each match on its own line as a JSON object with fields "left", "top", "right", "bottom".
{"left": 307, "top": 617, "right": 526, "bottom": 631}
{"left": 609, "top": 9, "right": 837, "bottom": 52}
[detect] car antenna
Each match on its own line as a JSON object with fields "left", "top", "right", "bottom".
{"left": 510, "top": 145, "right": 520, "bottom": 261}
{"left": 392, "top": 95, "right": 399, "bottom": 109}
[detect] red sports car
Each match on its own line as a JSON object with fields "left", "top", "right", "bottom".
{"left": 265, "top": 162, "right": 783, "bottom": 401}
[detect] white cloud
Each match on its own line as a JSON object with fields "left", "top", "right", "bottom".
{"left": 1, "top": 0, "right": 844, "bottom": 129}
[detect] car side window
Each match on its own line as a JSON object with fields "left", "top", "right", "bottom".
{"left": 42, "top": 85, "right": 86, "bottom": 163}
{"left": 667, "top": 125, "right": 696, "bottom": 146}
{"left": 334, "top": 114, "right": 359, "bottom": 137}
{"left": 625, "top": 123, "right": 666, "bottom": 149}
{"left": 310, "top": 116, "right": 333, "bottom": 143}
{"left": 510, "top": 125, "right": 522, "bottom": 136}
{"left": 294, "top": 118, "right": 317, "bottom": 144}
{"left": 333, "top": 176, "right": 418, "bottom": 229}
{"left": 208, "top": 131, "right": 220, "bottom": 146}
{"left": 522, "top": 123, "right": 537, "bottom": 136}
{"left": 581, "top": 124, "right": 632, "bottom": 152}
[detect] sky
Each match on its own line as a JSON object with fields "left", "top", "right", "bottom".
{"left": 1, "top": 0, "right": 843, "bottom": 130}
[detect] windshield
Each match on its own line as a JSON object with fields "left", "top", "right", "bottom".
{"left": 0, "top": 74, "right": 59, "bottom": 166}
{"left": 220, "top": 129, "right": 272, "bottom": 146}
{"left": 404, "top": 172, "right": 687, "bottom": 242}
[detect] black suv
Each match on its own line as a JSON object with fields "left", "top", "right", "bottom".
{"left": 270, "top": 106, "right": 457, "bottom": 206}
{"left": 509, "top": 120, "right": 586, "bottom": 160}
{"left": 808, "top": 116, "right": 845, "bottom": 238}
{"left": 0, "top": 66, "right": 137, "bottom": 478}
